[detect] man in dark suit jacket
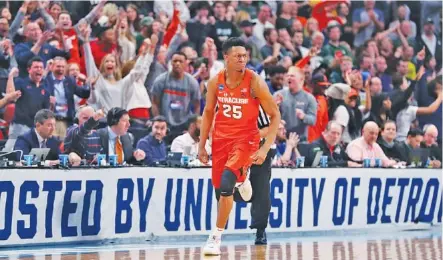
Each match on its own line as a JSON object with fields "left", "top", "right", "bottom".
{"left": 97, "top": 107, "right": 146, "bottom": 165}
{"left": 305, "top": 121, "right": 362, "bottom": 167}
{"left": 14, "top": 109, "right": 61, "bottom": 162}
{"left": 45, "top": 57, "right": 90, "bottom": 138}
{"left": 395, "top": 128, "right": 423, "bottom": 165}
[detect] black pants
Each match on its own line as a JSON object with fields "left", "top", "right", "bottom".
{"left": 249, "top": 149, "right": 273, "bottom": 230}
{"left": 214, "top": 149, "right": 274, "bottom": 230}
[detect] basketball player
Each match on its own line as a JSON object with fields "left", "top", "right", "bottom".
{"left": 198, "top": 37, "right": 280, "bottom": 255}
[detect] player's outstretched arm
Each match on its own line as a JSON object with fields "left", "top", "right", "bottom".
{"left": 252, "top": 73, "right": 281, "bottom": 154}
{"left": 198, "top": 76, "right": 218, "bottom": 162}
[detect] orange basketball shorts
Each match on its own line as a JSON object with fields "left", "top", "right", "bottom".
{"left": 211, "top": 135, "right": 260, "bottom": 188}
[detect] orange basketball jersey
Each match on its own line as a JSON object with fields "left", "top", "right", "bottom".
{"left": 213, "top": 69, "right": 260, "bottom": 140}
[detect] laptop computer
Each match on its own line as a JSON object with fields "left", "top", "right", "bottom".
{"left": 29, "top": 148, "right": 51, "bottom": 163}
{"left": 311, "top": 150, "right": 324, "bottom": 167}
{"left": 167, "top": 152, "right": 183, "bottom": 167}
{"left": 410, "top": 148, "right": 431, "bottom": 167}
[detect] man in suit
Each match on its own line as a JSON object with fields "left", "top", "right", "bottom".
{"left": 14, "top": 109, "right": 61, "bottom": 163}
{"left": 306, "top": 121, "right": 362, "bottom": 168}
{"left": 97, "top": 107, "right": 146, "bottom": 165}
{"left": 395, "top": 128, "right": 423, "bottom": 166}
{"left": 45, "top": 56, "right": 90, "bottom": 139}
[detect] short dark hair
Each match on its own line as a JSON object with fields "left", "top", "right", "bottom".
{"left": 151, "top": 115, "right": 167, "bottom": 125}
{"left": 196, "top": 1, "right": 211, "bottom": 11}
{"left": 214, "top": 1, "right": 226, "bottom": 7}
{"left": 27, "top": 56, "right": 44, "bottom": 69}
{"left": 34, "top": 109, "right": 55, "bottom": 125}
{"left": 171, "top": 51, "right": 187, "bottom": 60}
{"left": 107, "top": 107, "right": 128, "bottom": 126}
{"left": 397, "top": 59, "right": 409, "bottom": 67}
{"left": 222, "top": 37, "right": 246, "bottom": 54}
{"left": 359, "top": 54, "right": 371, "bottom": 65}
{"left": 193, "top": 57, "right": 209, "bottom": 70}
{"left": 407, "top": 128, "right": 423, "bottom": 137}
{"left": 381, "top": 120, "right": 396, "bottom": 131}
{"left": 427, "top": 76, "right": 442, "bottom": 99}
{"left": 187, "top": 114, "right": 200, "bottom": 129}
{"left": 268, "top": 65, "right": 287, "bottom": 77}
{"left": 392, "top": 73, "right": 404, "bottom": 89}
{"left": 263, "top": 28, "right": 275, "bottom": 40}
{"left": 293, "top": 30, "right": 303, "bottom": 35}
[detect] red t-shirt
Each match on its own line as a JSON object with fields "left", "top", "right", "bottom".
{"left": 312, "top": 0, "right": 345, "bottom": 31}
{"left": 89, "top": 40, "right": 117, "bottom": 68}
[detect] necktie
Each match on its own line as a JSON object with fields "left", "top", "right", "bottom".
{"left": 115, "top": 137, "right": 123, "bottom": 164}
{"left": 41, "top": 140, "right": 47, "bottom": 148}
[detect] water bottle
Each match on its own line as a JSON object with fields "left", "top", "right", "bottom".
{"left": 363, "top": 158, "right": 371, "bottom": 168}
{"left": 181, "top": 146, "right": 192, "bottom": 167}
{"left": 425, "top": 158, "right": 431, "bottom": 168}
{"left": 320, "top": 156, "right": 328, "bottom": 168}
{"left": 374, "top": 158, "right": 382, "bottom": 168}
{"left": 296, "top": 156, "right": 305, "bottom": 168}
{"left": 181, "top": 154, "right": 190, "bottom": 166}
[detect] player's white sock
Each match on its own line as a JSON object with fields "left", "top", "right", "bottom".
{"left": 212, "top": 227, "right": 224, "bottom": 239}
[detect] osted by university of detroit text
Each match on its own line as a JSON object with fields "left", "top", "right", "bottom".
{"left": 0, "top": 177, "right": 441, "bottom": 240}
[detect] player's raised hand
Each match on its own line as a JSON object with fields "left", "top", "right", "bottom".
{"left": 251, "top": 147, "right": 267, "bottom": 165}
{"left": 198, "top": 148, "right": 209, "bottom": 165}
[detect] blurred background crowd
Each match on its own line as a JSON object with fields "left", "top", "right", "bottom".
{"left": 0, "top": 0, "right": 441, "bottom": 168}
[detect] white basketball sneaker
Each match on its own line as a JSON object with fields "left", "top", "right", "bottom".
{"left": 203, "top": 235, "right": 221, "bottom": 255}
{"left": 236, "top": 174, "right": 253, "bottom": 202}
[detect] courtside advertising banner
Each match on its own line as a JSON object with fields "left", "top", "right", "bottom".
{"left": 0, "top": 168, "right": 441, "bottom": 246}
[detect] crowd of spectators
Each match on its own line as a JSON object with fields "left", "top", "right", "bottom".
{"left": 0, "top": 0, "right": 441, "bottom": 168}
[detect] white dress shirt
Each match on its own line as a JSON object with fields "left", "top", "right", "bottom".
{"left": 171, "top": 132, "right": 211, "bottom": 156}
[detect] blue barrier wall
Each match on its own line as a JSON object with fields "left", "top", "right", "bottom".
{"left": 0, "top": 168, "right": 440, "bottom": 247}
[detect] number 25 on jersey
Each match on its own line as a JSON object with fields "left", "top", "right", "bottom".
{"left": 222, "top": 104, "right": 242, "bottom": 119}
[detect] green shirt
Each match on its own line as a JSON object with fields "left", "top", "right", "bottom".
{"left": 320, "top": 43, "right": 353, "bottom": 67}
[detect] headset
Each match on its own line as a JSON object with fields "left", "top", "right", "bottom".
{"left": 107, "top": 107, "right": 128, "bottom": 126}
